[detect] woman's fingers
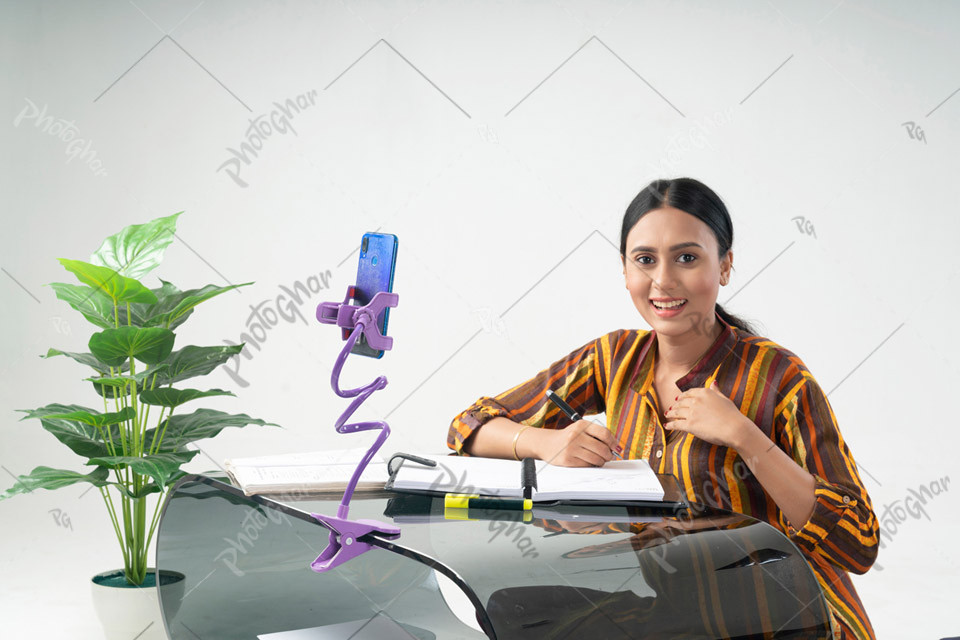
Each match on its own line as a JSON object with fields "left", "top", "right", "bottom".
{"left": 549, "top": 420, "right": 619, "bottom": 467}
{"left": 575, "top": 444, "right": 609, "bottom": 467}
{"left": 584, "top": 420, "right": 618, "bottom": 450}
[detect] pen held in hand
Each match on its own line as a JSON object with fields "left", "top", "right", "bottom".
{"left": 545, "top": 389, "right": 623, "bottom": 460}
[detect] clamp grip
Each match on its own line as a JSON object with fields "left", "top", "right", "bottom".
{"left": 310, "top": 514, "right": 400, "bottom": 573}
{"left": 316, "top": 287, "right": 398, "bottom": 353}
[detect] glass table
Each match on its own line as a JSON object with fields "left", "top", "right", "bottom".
{"left": 155, "top": 474, "right": 832, "bottom": 639}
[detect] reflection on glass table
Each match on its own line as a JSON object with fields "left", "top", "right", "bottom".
{"left": 156, "top": 475, "right": 831, "bottom": 639}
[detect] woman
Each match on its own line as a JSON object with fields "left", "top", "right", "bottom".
{"left": 447, "top": 177, "right": 879, "bottom": 639}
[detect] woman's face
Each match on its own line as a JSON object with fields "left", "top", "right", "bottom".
{"left": 621, "top": 206, "right": 732, "bottom": 337}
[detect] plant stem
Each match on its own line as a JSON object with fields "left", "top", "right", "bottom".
{"left": 151, "top": 408, "right": 173, "bottom": 455}
{"left": 143, "top": 488, "right": 167, "bottom": 555}
{"left": 149, "top": 408, "right": 167, "bottom": 456}
{"left": 128, "top": 356, "right": 139, "bottom": 455}
{"left": 100, "top": 486, "right": 129, "bottom": 568}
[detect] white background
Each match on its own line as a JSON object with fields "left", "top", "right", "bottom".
{"left": 1, "top": 1, "right": 958, "bottom": 638}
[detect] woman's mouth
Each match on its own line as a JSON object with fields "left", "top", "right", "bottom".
{"left": 650, "top": 298, "right": 687, "bottom": 317}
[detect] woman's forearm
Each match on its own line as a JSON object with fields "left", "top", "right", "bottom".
{"left": 462, "top": 417, "right": 545, "bottom": 459}
{"left": 734, "top": 418, "right": 816, "bottom": 531}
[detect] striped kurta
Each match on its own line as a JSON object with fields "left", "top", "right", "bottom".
{"left": 447, "top": 310, "right": 879, "bottom": 639}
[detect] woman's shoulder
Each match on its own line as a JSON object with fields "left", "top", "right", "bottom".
{"left": 734, "top": 329, "right": 820, "bottom": 398}
{"left": 594, "top": 328, "right": 654, "bottom": 353}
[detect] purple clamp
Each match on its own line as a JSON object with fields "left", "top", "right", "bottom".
{"left": 310, "top": 286, "right": 400, "bottom": 574}
{"left": 309, "top": 515, "right": 400, "bottom": 573}
{"left": 316, "top": 286, "right": 398, "bottom": 353}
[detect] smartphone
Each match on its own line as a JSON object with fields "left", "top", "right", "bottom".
{"left": 350, "top": 232, "right": 398, "bottom": 358}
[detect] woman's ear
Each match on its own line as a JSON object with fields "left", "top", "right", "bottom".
{"left": 721, "top": 250, "right": 733, "bottom": 284}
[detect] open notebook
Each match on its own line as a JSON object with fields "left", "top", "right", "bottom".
{"left": 224, "top": 447, "right": 390, "bottom": 496}
{"left": 387, "top": 454, "right": 667, "bottom": 504}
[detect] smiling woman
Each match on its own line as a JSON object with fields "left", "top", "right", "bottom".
{"left": 448, "top": 177, "right": 880, "bottom": 640}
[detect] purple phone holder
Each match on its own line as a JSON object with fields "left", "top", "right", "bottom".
{"left": 309, "top": 286, "right": 400, "bottom": 573}
{"left": 316, "top": 286, "right": 397, "bottom": 352}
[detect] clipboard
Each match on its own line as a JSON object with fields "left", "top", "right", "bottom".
{"left": 384, "top": 452, "right": 688, "bottom": 512}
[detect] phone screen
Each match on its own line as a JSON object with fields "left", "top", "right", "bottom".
{"left": 350, "top": 232, "right": 398, "bottom": 358}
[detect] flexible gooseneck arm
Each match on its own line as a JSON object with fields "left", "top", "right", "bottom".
{"left": 329, "top": 318, "right": 390, "bottom": 519}
{"left": 310, "top": 288, "right": 400, "bottom": 573}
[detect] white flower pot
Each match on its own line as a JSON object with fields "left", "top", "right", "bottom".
{"left": 90, "top": 569, "right": 185, "bottom": 640}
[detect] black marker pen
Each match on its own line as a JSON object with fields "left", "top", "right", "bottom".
{"left": 545, "top": 389, "right": 622, "bottom": 460}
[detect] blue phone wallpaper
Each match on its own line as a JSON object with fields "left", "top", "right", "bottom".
{"left": 351, "top": 232, "right": 398, "bottom": 358}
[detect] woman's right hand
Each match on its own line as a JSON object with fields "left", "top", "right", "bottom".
{"left": 534, "top": 419, "right": 618, "bottom": 467}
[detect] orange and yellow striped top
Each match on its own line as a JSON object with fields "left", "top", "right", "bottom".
{"left": 447, "top": 310, "right": 879, "bottom": 640}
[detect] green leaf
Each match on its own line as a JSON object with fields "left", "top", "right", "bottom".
{"left": 87, "top": 451, "right": 199, "bottom": 488}
{"left": 142, "top": 282, "right": 252, "bottom": 329}
{"left": 111, "top": 282, "right": 181, "bottom": 328}
{"left": 129, "top": 280, "right": 184, "bottom": 328}
{"left": 90, "top": 212, "right": 182, "bottom": 280}
{"left": 85, "top": 366, "right": 168, "bottom": 400}
{"left": 146, "top": 409, "right": 278, "bottom": 453}
{"left": 139, "top": 387, "right": 235, "bottom": 409}
{"left": 152, "top": 344, "right": 244, "bottom": 386}
{"left": 126, "top": 482, "right": 163, "bottom": 499}
{"left": 18, "top": 404, "right": 115, "bottom": 459}
{"left": 58, "top": 259, "right": 157, "bottom": 304}
{"left": 1, "top": 466, "right": 110, "bottom": 500}
{"left": 85, "top": 366, "right": 167, "bottom": 388}
{"left": 48, "top": 283, "right": 116, "bottom": 329}
{"left": 44, "top": 406, "right": 135, "bottom": 428}
{"left": 43, "top": 348, "right": 117, "bottom": 375}
{"left": 89, "top": 326, "right": 175, "bottom": 367}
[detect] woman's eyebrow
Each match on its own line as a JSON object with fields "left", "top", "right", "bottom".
{"left": 630, "top": 241, "right": 703, "bottom": 254}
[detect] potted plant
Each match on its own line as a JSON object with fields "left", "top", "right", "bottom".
{"left": 1, "top": 212, "right": 276, "bottom": 639}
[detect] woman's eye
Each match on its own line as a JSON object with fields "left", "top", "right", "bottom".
{"left": 636, "top": 254, "right": 696, "bottom": 265}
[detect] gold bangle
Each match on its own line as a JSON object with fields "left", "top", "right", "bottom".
{"left": 512, "top": 426, "right": 532, "bottom": 461}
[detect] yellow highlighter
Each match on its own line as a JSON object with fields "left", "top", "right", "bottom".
{"left": 443, "top": 493, "right": 533, "bottom": 511}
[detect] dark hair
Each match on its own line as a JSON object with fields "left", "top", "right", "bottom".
{"left": 620, "top": 177, "right": 758, "bottom": 336}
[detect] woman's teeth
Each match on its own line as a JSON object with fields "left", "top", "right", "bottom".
{"left": 652, "top": 299, "right": 686, "bottom": 309}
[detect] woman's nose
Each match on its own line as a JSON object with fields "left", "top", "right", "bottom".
{"left": 650, "top": 266, "right": 678, "bottom": 292}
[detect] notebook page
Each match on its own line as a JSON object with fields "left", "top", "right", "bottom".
{"left": 390, "top": 454, "right": 524, "bottom": 498}
{"left": 533, "top": 459, "right": 665, "bottom": 502}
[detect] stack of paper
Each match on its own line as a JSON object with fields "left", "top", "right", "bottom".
{"left": 224, "top": 447, "right": 390, "bottom": 497}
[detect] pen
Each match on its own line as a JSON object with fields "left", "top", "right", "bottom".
{"left": 545, "top": 389, "right": 623, "bottom": 460}
{"left": 444, "top": 494, "right": 532, "bottom": 511}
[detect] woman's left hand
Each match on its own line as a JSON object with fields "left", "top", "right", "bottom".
{"left": 664, "top": 379, "right": 756, "bottom": 449}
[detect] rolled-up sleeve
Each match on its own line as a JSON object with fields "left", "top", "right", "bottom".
{"left": 775, "top": 376, "right": 880, "bottom": 574}
{"left": 446, "top": 332, "right": 614, "bottom": 455}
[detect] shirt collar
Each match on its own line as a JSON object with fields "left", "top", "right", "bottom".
{"left": 631, "top": 309, "right": 740, "bottom": 394}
